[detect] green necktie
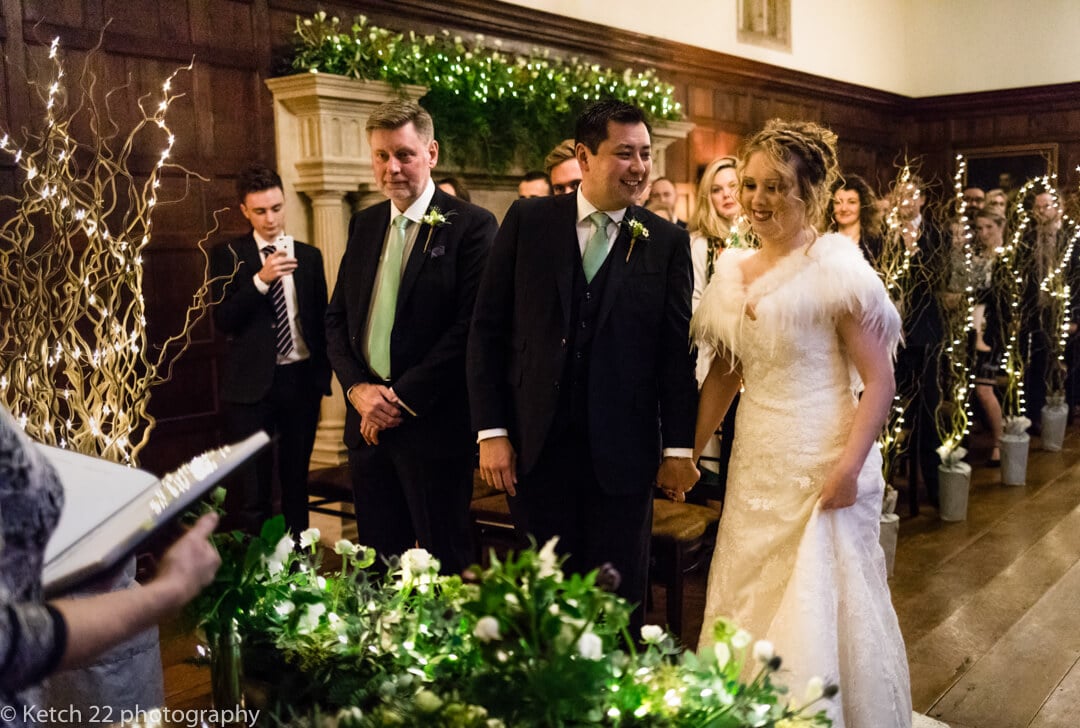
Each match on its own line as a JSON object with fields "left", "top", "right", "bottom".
{"left": 582, "top": 211, "right": 611, "bottom": 283}
{"left": 367, "top": 214, "right": 409, "bottom": 379}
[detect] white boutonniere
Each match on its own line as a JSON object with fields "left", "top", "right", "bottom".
{"left": 624, "top": 218, "right": 650, "bottom": 262}
{"left": 420, "top": 206, "right": 455, "bottom": 254}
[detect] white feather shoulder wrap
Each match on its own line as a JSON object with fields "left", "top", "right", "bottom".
{"left": 691, "top": 233, "right": 901, "bottom": 366}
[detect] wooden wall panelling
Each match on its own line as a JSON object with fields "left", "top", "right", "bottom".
{"left": 23, "top": 0, "right": 90, "bottom": 28}
{"left": 5, "top": 0, "right": 1075, "bottom": 469}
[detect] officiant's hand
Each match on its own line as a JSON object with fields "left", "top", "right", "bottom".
{"left": 819, "top": 463, "right": 859, "bottom": 510}
{"left": 151, "top": 512, "right": 222, "bottom": 609}
{"left": 480, "top": 436, "right": 517, "bottom": 496}
{"left": 656, "top": 457, "right": 699, "bottom": 501}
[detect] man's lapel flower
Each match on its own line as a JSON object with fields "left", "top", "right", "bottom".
{"left": 624, "top": 217, "right": 650, "bottom": 262}
{"left": 420, "top": 206, "right": 456, "bottom": 254}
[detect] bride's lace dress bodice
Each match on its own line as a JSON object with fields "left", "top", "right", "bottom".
{"left": 692, "top": 234, "right": 911, "bottom": 728}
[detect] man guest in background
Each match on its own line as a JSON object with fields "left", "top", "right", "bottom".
{"left": 326, "top": 100, "right": 497, "bottom": 574}
{"left": 646, "top": 176, "right": 686, "bottom": 228}
{"left": 518, "top": 170, "right": 552, "bottom": 198}
{"left": 544, "top": 138, "right": 583, "bottom": 195}
{"left": 468, "top": 100, "right": 699, "bottom": 621}
{"left": 211, "top": 164, "right": 331, "bottom": 535}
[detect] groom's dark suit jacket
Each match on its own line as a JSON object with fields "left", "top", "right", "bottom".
{"left": 326, "top": 188, "right": 497, "bottom": 455}
{"left": 467, "top": 193, "right": 698, "bottom": 494}
{"left": 211, "top": 233, "right": 332, "bottom": 403}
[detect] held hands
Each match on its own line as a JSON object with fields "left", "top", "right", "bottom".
{"left": 656, "top": 457, "right": 699, "bottom": 502}
{"left": 479, "top": 436, "right": 517, "bottom": 496}
{"left": 257, "top": 248, "right": 298, "bottom": 284}
{"left": 818, "top": 462, "right": 859, "bottom": 510}
{"left": 350, "top": 383, "right": 404, "bottom": 445}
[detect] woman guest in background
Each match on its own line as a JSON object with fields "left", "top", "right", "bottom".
{"left": 827, "top": 174, "right": 884, "bottom": 267}
{"left": 688, "top": 156, "right": 744, "bottom": 496}
{"left": 984, "top": 188, "right": 1008, "bottom": 219}
{"left": 0, "top": 405, "right": 221, "bottom": 726}
{"left": 436, "top": 176, "right": 471, "bottom": 202}
{"left": 691, "top": 120, "right": 913, "bottom": 727}
{"left": 963, "top": 208, "right": 1008, "bottom": 464}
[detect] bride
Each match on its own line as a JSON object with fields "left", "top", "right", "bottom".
{"left": 690, "top": 120, "right": 912, "bottom": 727}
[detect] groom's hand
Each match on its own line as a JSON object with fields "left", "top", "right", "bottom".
{"left": 480, "top": 436, "right": 518, "bottom": 496}
{"left": 656, "top": 457, "right": 699, "bottom": 501}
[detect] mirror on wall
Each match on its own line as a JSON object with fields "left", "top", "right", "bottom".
{"left": 958, "top": 143, "right": 1059, "bottom": 195}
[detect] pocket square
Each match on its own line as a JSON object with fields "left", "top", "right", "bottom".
{"left": 429, "top": 245, "right": 446, "bottom": 258}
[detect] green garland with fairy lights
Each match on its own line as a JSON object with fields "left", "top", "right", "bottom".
{"left": 288, "top": 12, "right": 683, "bottom": 173}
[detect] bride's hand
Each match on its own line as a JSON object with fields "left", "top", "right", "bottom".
{"left": 819, "top": 464, "right": 859, "bottom": 510}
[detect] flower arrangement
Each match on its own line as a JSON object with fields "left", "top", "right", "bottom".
{"left": 288, "top": 11, "right": 683, "bottom": 172}
{"left": 188, "top": 512, "right": 836, "bottom": 726}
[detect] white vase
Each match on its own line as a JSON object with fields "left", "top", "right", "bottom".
{"left": 1000, "top": 433, "right": 1030, "bottom": 486}
{"left": 1040, "top": 403, "right": 1068, "bottom": 452}
{"left": 879, "top": 512, "right": 900, "bottom": 577}
{"left": 938, "top": 462, "right": 971, "bottom": 521}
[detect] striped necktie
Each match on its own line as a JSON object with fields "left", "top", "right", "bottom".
{"left": 261, "top": 245, "right": 294, "bottom": 357}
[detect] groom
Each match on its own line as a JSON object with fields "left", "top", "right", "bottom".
{"left": 467, "top": 100, "right": 699, "bottom": 616}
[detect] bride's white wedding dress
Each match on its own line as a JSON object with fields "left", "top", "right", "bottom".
{"left": 692, "top": 233, "right": 912, "bottom": 728}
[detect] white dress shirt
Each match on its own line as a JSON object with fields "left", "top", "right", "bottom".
{"left": 251, "top": 233, "right": 310, "bottom": 365}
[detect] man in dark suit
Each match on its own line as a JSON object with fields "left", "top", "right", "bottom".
{"left": 1020, "top": 191, "right": 1068, "bottom": 430}
{"left": 211, "top": 164, "right": 331, "bottom": 535}
{"left": 467, "top": 100, "right": 699, "bottom": 617}
{"left": 325, "top": 100, "right": 496, "bottom": 575}
{"left": 891, "top": 176, "right": 945, "bottom": 512}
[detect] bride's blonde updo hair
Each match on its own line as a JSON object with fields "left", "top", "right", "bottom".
{"left": 738, "top": 119, "right": 840, "bottom": 232}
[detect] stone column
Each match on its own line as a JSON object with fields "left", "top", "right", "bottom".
{"left": 650, "top": 119, "right": 696, "bottom": 179}
{"left": 305, "top": 189, "right": 351, "bottom": 466}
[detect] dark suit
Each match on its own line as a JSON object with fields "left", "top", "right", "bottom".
{"left": 325, "top": 187, "right": 496, "bottom": 574}
{"left": 894, "top": 218, "right": 946, "bottom": 511}
{"left": 1017, "top": 225, "right": 1070, "bottom": 426}
{"left": 211, "top": 234, "right": 331, "bottom": 534}
{"left": 467, "top": 193, "right": 698, "bottom": 613}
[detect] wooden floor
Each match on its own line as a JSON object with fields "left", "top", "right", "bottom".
{"left": 161, "top": 426, "right": 1080, "bottom": 727}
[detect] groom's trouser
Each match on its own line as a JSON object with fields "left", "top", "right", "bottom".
{"left": 506, "top": 424, "right": 653, "bottom": 629}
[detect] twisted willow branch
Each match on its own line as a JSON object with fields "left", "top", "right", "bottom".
{"left": 934, "top": 156, "right": 977, "bottom": 459}
{"left": 0, "top": 38, "right": 229, "bottom": 465}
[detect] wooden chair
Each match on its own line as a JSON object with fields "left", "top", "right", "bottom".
{"left": 648, "top": 498, "right": 720, "bottom": 637}
{"left": 467, "top": 477, "right": 721, "bottom": 637}
{"left": 469, "top": 474, "right": 518, "bottom": 565}
{"left": 306, "top": 465, "right": 354, "bottom": 518}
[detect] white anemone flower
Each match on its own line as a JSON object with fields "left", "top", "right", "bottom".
{"left": 577, "top": 631, "right": 603, "bottom": 660}
{"left": 713, "top": 641, "right": 731, "bottom": 668}
{"left": 805, "top": 676, "right": 826, "bottom": 702}
{"left": 299, "top": 528, "right": 321, "bottom": 549}
{"left": 640, "top": 624, "right": 665, "bottom": 644}
{"left": 298, "top": 602, "right": 326, "bottom": 633}
{"left": 334, "top": 539, "right": 358, "bottom": 557}
{"left": 474, "top": 616, "right": 501, "bottom": 643}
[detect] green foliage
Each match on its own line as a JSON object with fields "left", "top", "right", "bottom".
{"left": 187, "top": 525, "right": 835, "bottom": 727}
{"left": 287, "top": 11, "right": 683, "bottom": 173}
